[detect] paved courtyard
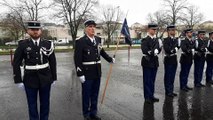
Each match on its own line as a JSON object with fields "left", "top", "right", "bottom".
{"left": 0, "top": 49, "right": 213, "bottom": 120}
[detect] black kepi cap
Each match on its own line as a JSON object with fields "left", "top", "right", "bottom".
{"left": 209, "top": 31, "right": 213, "bottom": 36}
{"left": 27, "top": 21, "right": 41, "bottom": 29}
{"left": 148, "top": 23, "right": 158, "bottom": 29}
{"left": 197, "top": 30, "right": 206, "bottom": 34}
{"left": 84, "top": 19, "right": 96, "bottom": 27}
{"left": 184, "top": 28, "right": 193, "bottom": 33}
{"left": 167, "top": 25, "right": 176, "bottom": 30}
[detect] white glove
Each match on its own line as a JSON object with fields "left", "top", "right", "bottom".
{"left": 154, "top": 49, "right": 159, "bottom": 55}
{"left": 192, "top": 49, "right": 195, "bottom": 55}
{"left": 111, "top": 58, "right": 115, "bottom": 63}
{"left": 79, "top": 75, "right": 86, "bottom": 83}
{"left": 17, "top": 83, "right": 24, "bottom": 90}
{"left": 175, "top": 47, "right": 178, "bottom": 52}
{"left": 205, "top": 48, "right": 208, "bottom": 52}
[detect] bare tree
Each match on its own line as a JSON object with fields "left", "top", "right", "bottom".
{"left": 181, "top": 5, "right": 204, "bottom": 29}
{"left": 0, "top": 13, "right": 24, "bottom": 41}
{"left": 100, "top": 5, "right": 123, "bottom": 48}
{"left": 162, "top": 0, "right": 188, "bottom": 25}
{"left": 53, "top": 0, "right": 98, "bottom": 48}
{"left": 0, "top": 0, "right": 53, "bottom": 38}
{"left": 147, "top": 11, "right": 170, "bottom": 37}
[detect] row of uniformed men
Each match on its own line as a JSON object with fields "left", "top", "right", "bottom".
{"left": 141, "top": 23, "right": 213, "bottom": 104}
{"left": 12, "top": 20, "right": 213, "bottom": 120}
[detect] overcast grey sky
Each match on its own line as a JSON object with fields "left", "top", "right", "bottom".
{"left": 99, "top": 0, "right": 213, "bottom": 25}
{"left": 1, "top": 0, "right": 212, "bottom": 25}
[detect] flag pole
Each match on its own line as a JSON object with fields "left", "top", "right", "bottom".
{"left": 128, "top": 45, "right": 131, "bottom": 65}
{"left": 125, "top": 10, "right": 131, "bottom": 65}
{"left": 101, "top": 34, "right": 121, "bottom": 104}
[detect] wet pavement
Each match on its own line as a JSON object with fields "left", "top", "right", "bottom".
{"left": 1, "top": 49, "right": 213, "bottom": 120}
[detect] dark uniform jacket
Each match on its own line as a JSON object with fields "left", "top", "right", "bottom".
{"left": 141, "top": 36, "right": 162, "bottom": 68}
{"left": 180, "top": 38, "right": 195, "bottom": 64}
{"left": 163, "top": 37, "right": 179, "bottom": 65}
{"left": 206, "top": 39, "right": 213, "bottom": 62}
{"left": 74, "top": 35, "right": 113, "bottom": 80}
{"left": 194, "top": 38, "right": 207, "bottom": 61}
{"left": 13, "top": 38, "right": 57, "bottom": 88}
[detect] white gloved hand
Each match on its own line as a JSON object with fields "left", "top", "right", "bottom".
{"left": 111, "top": 58, "right": 115, "bottom": 63}
{"left": 192, "top": 49, "right": 195, "bottom": 55}
{"left": 17, "top": 83, "right": 25, "bottom": 90}
{"left": 205, "top": 48, "right": 208, "bottom": 52}
{"left": 79, "top": 75, "right": 86, "bottom": 83}
{"left": 154, "top": 49, "right": 159, "bottom": 55}
{"left": 175, "top": 47, "right": 178, "bottom": 52}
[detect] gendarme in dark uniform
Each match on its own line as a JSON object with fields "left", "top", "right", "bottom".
{"left": 13, "top": 21, "right": 56, "bottom": 120}
{"left": 205, "top": 31, "right": 213, "bottom": 85}
{"left": 74, "top": 20, "right": 114, "bottom": 120}
{"left": 163, "top": 25, "right": 179, "bottom": 97}
{"left": 179, "top": 28, "right": 195, "bottom": 92}
{"left": 141, "top": 23, "right": 162, "bottom": 103}
{"left": 194, "top": 30, "right": 207, "bottom": 87}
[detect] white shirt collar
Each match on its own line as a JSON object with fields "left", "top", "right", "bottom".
{"left": 87, "top": 35, "right": 95, "bottom": 42}
{"left": 147, "top": 33, "right": 156, "bottom": 39}
{"left": 32, "top": 38, "right": 40, "bottom": 46}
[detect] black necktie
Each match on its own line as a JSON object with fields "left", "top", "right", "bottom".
{"left": 35, "top": 41, "right": 38, "bottom": 46}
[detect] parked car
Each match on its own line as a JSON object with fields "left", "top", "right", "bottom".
{"left": 5, "top": 40, "right": 19, "bottom": 45}
{"left": 54, "top": 39, "right": 70, "bottom": 45}
{"left": 132, "top": 39, "right": 142, "bottom": 44}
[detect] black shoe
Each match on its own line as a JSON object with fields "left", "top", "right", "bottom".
{"left": 90, "top": 115, "right": 101, "bottom": 120}
{"left": 145, "top": 99, "right": 153, "bottom": 104}
{"left": 186, "top": 86, "right": 193, "bottom": 90}
{"left": 84, "top": 116, "right": 91, "bottom": 120}
{"left": 207, "top": 81, "right": 213, "bottom": 85}
{"left": 195, "top": 84, "right": 202, "bottom": 87}
{"left": 172, "top": 93, "right": 178, "bottom": 97}
{"left": 152, "top": 97, "right": 159, "bottom": 102}
{"left": 181, "top": 87, "right": 188, "bottom": 92}
{"left": 166, "top": 93, "right": 174, "bottom": 97}
{"left": 195, "top": 84, "right": 205, "bottom": 87}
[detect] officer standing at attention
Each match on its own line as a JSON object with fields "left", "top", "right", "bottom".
{"left": 141, "top": 23, "right": 162, "bottom": 103}
{"left": 13, "top": 21, "right": 57, "bottom": 120}
{"left": 163, "top": 25, "right": 179, "bottom": 97}
{"left": 194, "top": 30, "right": 207, "bottom": 87}
{"left": 206, "top": 31, "right": 213, "bottom": 85}
{"left": 74, "top": 20, "right": 115, "bottom": 120}
{"left": 179, "top": 28, "right": 194, "bottom": 92}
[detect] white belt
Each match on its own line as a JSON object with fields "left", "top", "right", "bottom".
{"left": 83, "top": 61, "right": 101, "bottom": 65}
{"left": 207, "top": 52, "right": 213, "bottom": 55}
{"left": 25, "top": 63, "right": 49, "bottom": 70}
{"left": 165, "top": 53, "right": 176, "bottom": 57}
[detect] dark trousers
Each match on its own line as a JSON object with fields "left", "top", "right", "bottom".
{"left": 82, "top": 79, "right": 100, "bottom": 117}
{"left": 164, "top": 63, "right": 177, "bottom": 94}
{"left": 179, "top": 63, "right": 192, "bottom": 89}
{"left": 25, "top": 84, "right": 51, "bottom": 120}
{"left": 194, "top": 59, "right": 205, "bottom": 85}
{"left": 142, "top": 66, "right": 158, "bottom": 99}
{"left": 206, "top": 61, "right": 213, "bottom": 82}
